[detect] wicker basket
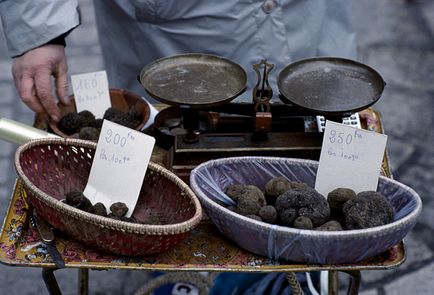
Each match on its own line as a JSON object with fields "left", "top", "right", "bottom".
{"left": 190, "top": 156, "right": 422, "bottom": 264}
{"left": 15, "top": 138, "right": 202, "bottom": 256}
{"left": 49, "top": 88, "right": 151, "bottom": 137}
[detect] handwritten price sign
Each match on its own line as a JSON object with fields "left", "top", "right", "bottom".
{"left": 315, "top": 120, "right": 387, "bottom": 197}
{"left": 71, "top": 71, "right": 112, "bottom": 118}
{"left": 326, "top": 128, "right": 363, "bottom": 162}
{"left": 99, "top": 129, "right": 136, "bottom": 165}
{"left": 83, "top": 120, "right": 155, "bottom": 216}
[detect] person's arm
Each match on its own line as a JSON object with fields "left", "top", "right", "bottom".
{"left": 0, "top": 0, "right": 81, "bottom": 121}
{"left": 11, "top": 45, "right": 69, "bottom": 122}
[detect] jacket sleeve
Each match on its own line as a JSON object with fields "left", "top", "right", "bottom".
{"left": 0, "top": 0, "right": 81, "bottom": 57}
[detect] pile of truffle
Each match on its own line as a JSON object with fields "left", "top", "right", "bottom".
{"left": 224, "top": 177, "right": 395, "bottom": 231}
{"left": 57, "top": 106, "right": 142, "bottom": 141}
{"left": 64, "top": 191, "right": 136, "bottom": 223}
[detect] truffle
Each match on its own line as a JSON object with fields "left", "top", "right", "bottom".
{"left": 259, "top": 205, "right": 278, "bottom": 224}
{"left": 315, "top": 220, "right": 343, "bottom": 231}
{"left": 293, "top": 216, "right": 313, "bottom": 230}
{"left": 343, "top": 191, "right": 394, "bottom": 229}
{"left": 92, "top": 202, "right": 107, "bottom": 217}
{"left": 110, "top": 202, "right": 129, "bottom": 218}
{"left": 278, "top": 208, "right": 297, "bottom": 225}
{"left": 288, "top": 182, "right": 310, "bottom": 190}
{"left": 69, "top": 133, "right": 80, "bottom": 139}
{"left": 114, "top": 112, "right": 141, "bottom": 129}
{"left": 237, "top": 196, "right": 262, "bottom": 216}
{"left": 275, "top": 187, "right": 330, "bottom": 227}
{"left": 246, "top": 215, "right": 262, "bottom": 222}
{"left": 264, "top": 177, "right": 309, "bottom": 205}
{"left": 77, "top": 110, "right": 96, "bottom": 128}
{"left": 103, "top": 107, "right": 141, "bottom": 129}
{"left": 107, "top": 213, "right": 121, "bottom": 220}
{"left": 265, "top": 176, "right": 309, "bottom": 198}
{"left": 327, "top": 188, "right": 356, "bottom": 220}
{"left": 227, "top": 206, "right": 237, "bottom": 212}
{"left": 127, "top": 107, "right": 143, "bottom": 122}
{"left": 234, "top": 185, "right": 266, "bottom": 216}
{"left": 65, "top": 191, "right": 93, "bottom": 212}
{"left": 79, "top": 127, "right": 100, "bottom": 141}
{"left": 58, "top": 112, "right": 81, "bottom": 135}
{"left": 65, "top": 191, "right": 82, "bottom": 206}
{"left": 103, "top": 107, "right": 124, "bottom": 121}
{"left": 89, "top": 118, "right": 104, "bottom": 130}
{"left": 225, "top": 184, "right": 246, "bottom": 202}
{"left": 121, "top": 216, "right": 137, "bottom": 223}
{"left": 265, "top": 177, "right": 292, "bottom": 198}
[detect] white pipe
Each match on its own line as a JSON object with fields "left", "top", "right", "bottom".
{"left": 0, "top": 118, "right": 59, "bottom": 145}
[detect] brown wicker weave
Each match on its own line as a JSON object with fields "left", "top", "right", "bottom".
{"left": 49, "top": 88, "right": 151, "bottom": 137}
{"left": 15, "top": 138, "right": 202, "bottom": 256}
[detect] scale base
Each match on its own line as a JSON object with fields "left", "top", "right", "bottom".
{"left": 167, "top": 132, "right": 323, "bottom": 183}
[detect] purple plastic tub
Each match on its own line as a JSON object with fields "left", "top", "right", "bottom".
{"left": 190, "top": 156, "right": 422, "bottom": 264}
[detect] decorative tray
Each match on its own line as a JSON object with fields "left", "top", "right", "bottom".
{"left": 0, "top": 179, "right": 404, "bottom": 272}
{"left": 0, "top": 107, "right": 402, "bottom": 271}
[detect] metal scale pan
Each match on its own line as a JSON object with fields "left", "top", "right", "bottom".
{"left": 139, "top": 53, "right": 247, "bottom": 108}
{"left": 277, "top": 57, "right": 386, "bottom": 116}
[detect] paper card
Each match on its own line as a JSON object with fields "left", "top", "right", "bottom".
{"left": 315, "top": 120, "right": 387, "bottom": 197}
{"left": 83, "top": 120, "right": 155, "bottom": 217}
{"left": 71, "top": 71, "right": 112, "bottom": 118}
{"left": 142, "top": 96, "right": 159, "bottom": 130}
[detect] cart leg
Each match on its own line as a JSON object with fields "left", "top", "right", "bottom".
{"left": 343, "top": 270, "right": 361, "bottom": 295}
{"left": 42, "top": 268, "right": 62, "bottom": 295}
{"left": 78, "top": 269, "right": 89, "bottom": 295}
{"left": 328, "top": 271, "right": 339, "bottom": 295}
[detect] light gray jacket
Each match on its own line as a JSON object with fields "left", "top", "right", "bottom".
{"left": 1, "top": 0, "right": 357, "bottom": 102}
{"left": 0, "top": 0, "right": 80, "bottom": 57}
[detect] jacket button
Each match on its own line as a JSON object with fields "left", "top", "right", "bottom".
{"left": 262, "top": 0, "right": 277, "bottom": 14}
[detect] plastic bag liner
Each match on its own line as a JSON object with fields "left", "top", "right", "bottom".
{"left": 190, "top": 156, "right": 422, "bottom": 264}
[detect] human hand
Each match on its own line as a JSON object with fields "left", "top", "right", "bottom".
{"left": 12, "top": 45, "right": 71, "bottom": 122}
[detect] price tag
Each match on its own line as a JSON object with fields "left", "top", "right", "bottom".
{"left": 83, "top": 120, "right": 155, "bottom": 217}
{"left": 71, "top": 71, "right": 112, "bottom": 118}
{"left": 315, "top": 120, "right": 387, "bottom": 197}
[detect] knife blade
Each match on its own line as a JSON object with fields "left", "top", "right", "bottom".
{"left": 30, "top": 209, "right": 66, "bottom": 268}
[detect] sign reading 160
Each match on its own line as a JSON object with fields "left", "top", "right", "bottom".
{"left": 328, "top": 129, "right": 362, "bottom": 145}
{"left": 104, "top": 128, "right": 134, "bottom": 147}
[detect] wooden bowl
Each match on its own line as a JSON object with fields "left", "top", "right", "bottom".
{"left": 49, "top": 88, "right": 150, "bottom": 137}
